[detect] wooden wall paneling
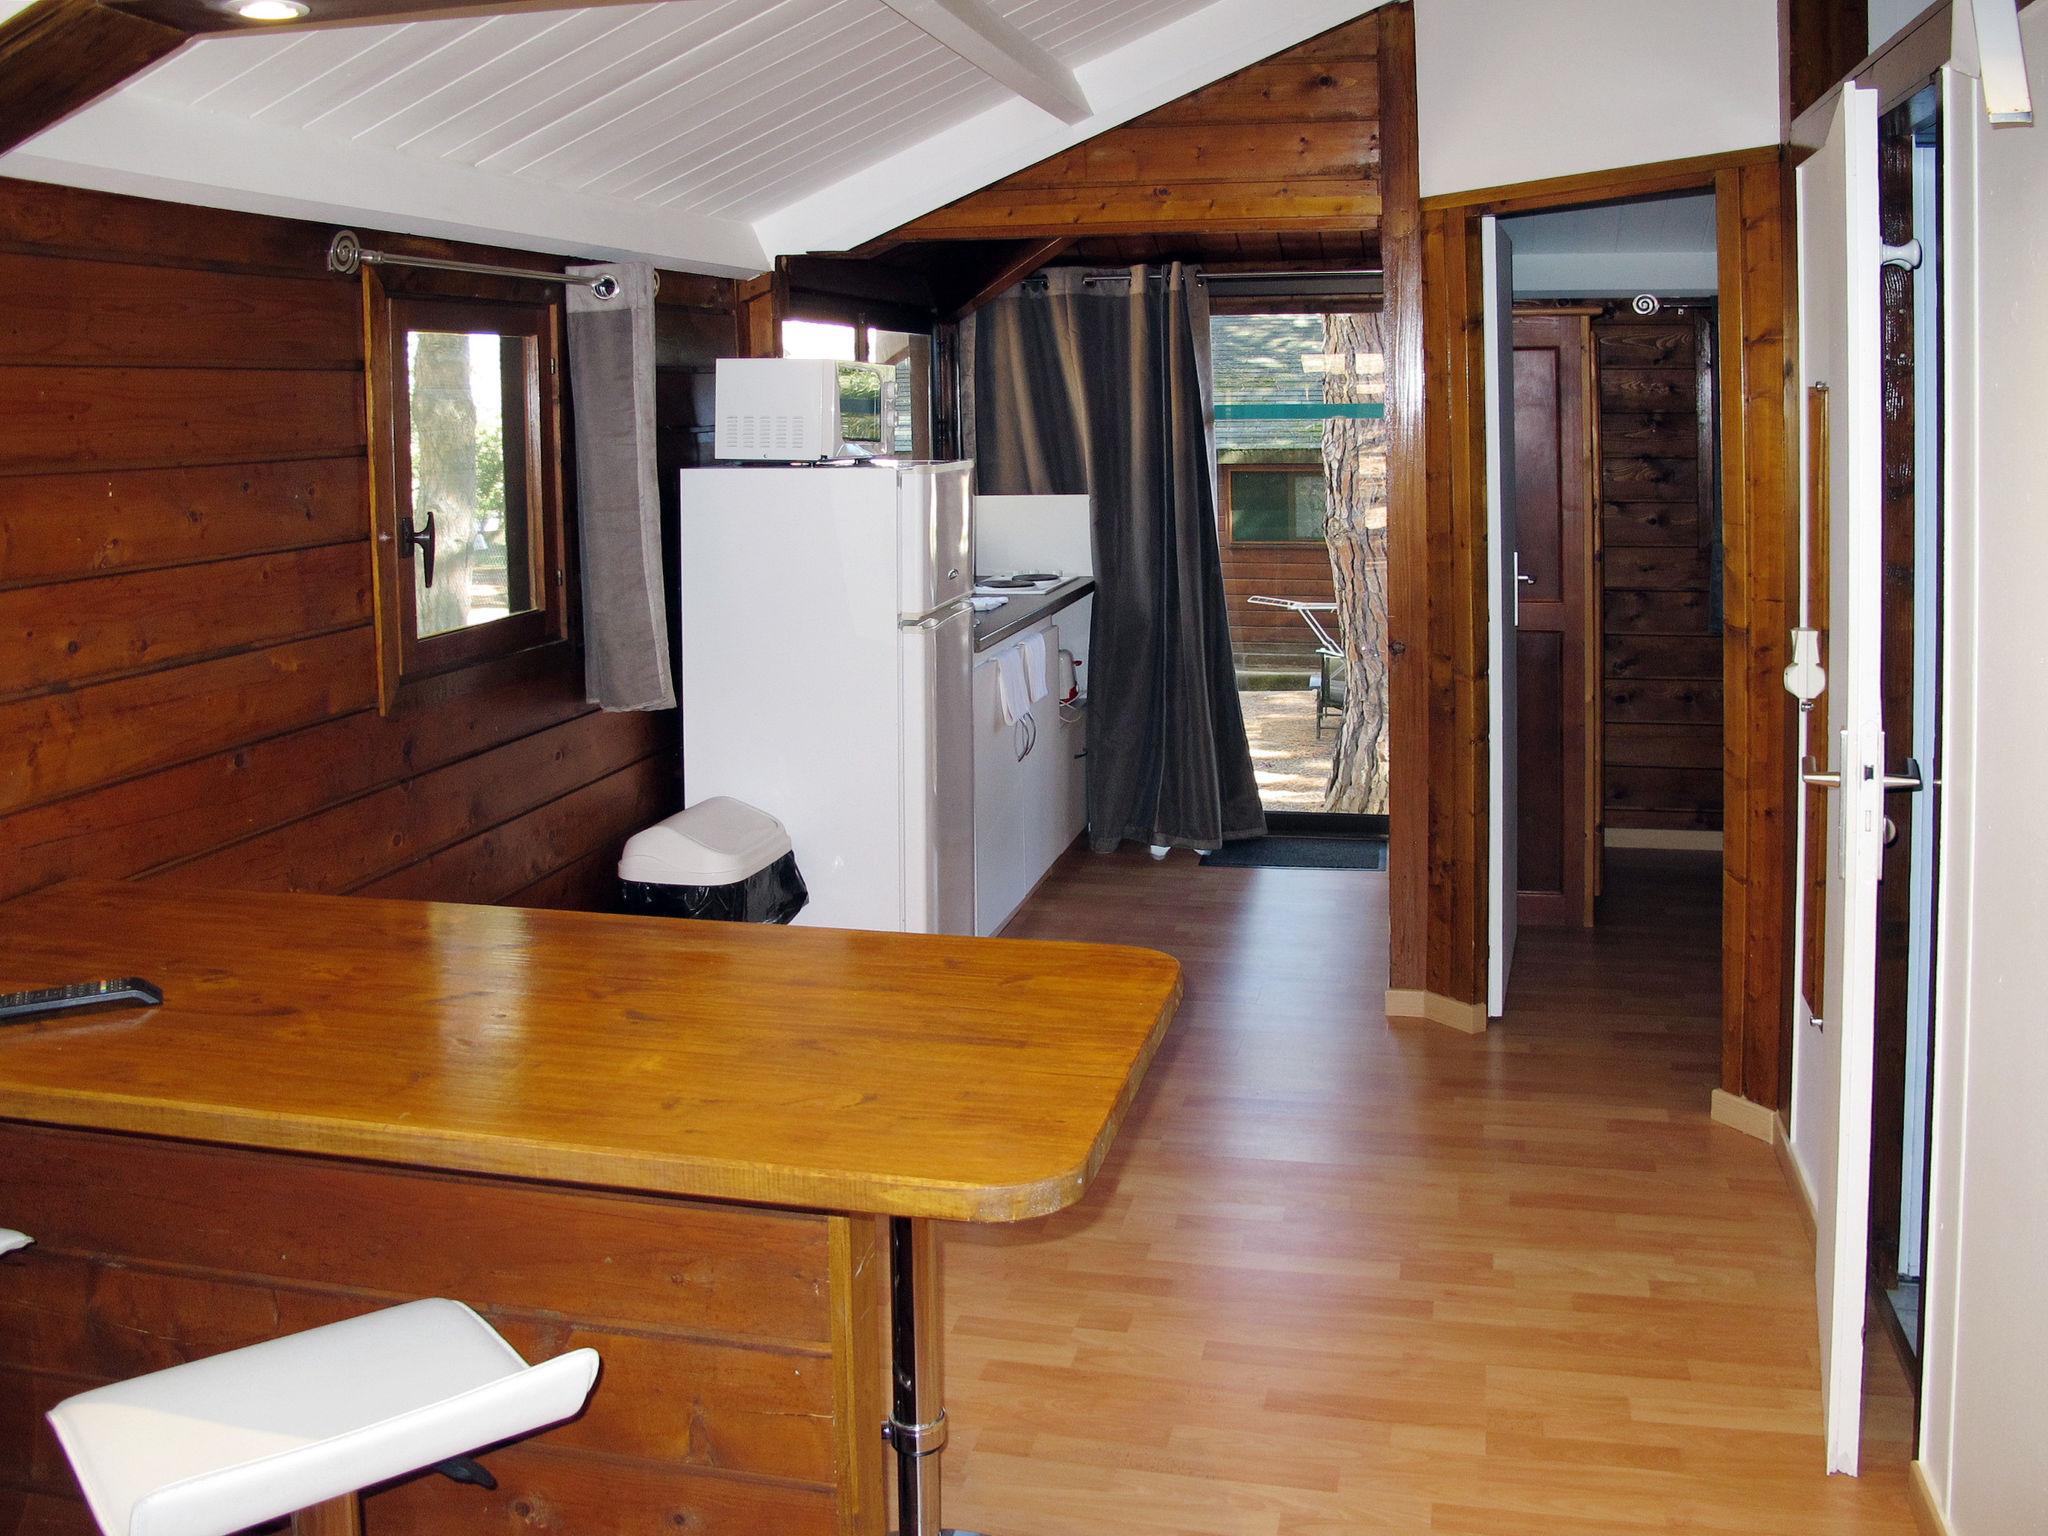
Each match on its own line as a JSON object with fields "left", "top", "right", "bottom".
{"left": 0, "top": 253, "right": 360, "bottom": 367}
{"left": 889, "top": 11, "right": 1385, "bottom": 245}
{"left": 1414, "top": 200, "right": 1489, "bottom": 1010}
{"left": 0, "top": 649, "right": 602, "bottom": 902}
{"left": 738, "top": 272, "right": 783, "bottom": 357}
{"left": 1594, "top": 304, "right": 1723, "bottom": 837}
{"left": 0, "top": 458, "right": 367, "bottom": 587}
{"left": 1715, "top": 157, "right": 1801, "bottom": 1112}
{"left": 1783, "top": 0, "right": 1872, "bottom": 127}
{"left": 0, "top": 0, "right": 185, "bottom": 158}
{"left": 0, "top": 179, "right": 725, "bottom": 913}
{"left": 151, "top": 708, "right": 667, "bottom": 895}
{"left": 0, "top": 1121, "right": 867, "bottom": 1533}
{"left": 1219, "top": 542, "right": 1337, "bottom": 658}
{"left": 0, "top": 365, "right": 367, "bottom": 475}
{"left": 0, "top": 544, "right": 371, "bottom": 697}
{"left": 1380, "top": 1, "right": 1431, "bottom": 1003}
{"left": 500, "top": 840, "right": 631, "bottom": 912}
{"left": 0, "top": 628, "right": 377, "bottom": 814}
{"left": 353, "top": 753, "right": 673, "bottom": 904}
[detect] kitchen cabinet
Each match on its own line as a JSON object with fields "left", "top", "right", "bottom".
{"left": 973, "top": 597, "right": 1089, "bottom": 936}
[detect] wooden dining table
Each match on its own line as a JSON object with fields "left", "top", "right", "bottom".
{"left": 0, "top": 881, "right": 1181, "bottom": 1535}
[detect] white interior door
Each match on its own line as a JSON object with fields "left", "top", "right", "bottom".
{"left": 1483, "top": 216, "right": 1519, "bottom": 1017}
{"left": 1792, "top": 81, "right": 1884, "bottom": 1477}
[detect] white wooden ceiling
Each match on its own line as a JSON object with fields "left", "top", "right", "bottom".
{"left": 0, "top": 0, "right": 1386, "bottom": 274}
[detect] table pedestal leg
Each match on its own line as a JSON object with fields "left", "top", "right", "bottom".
{"left": 885, "top": 1216, "right": 981, "bottom": 1536}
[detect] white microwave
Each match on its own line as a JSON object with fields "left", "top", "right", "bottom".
{"left": 714, "top": 357, "right": 896, "bottom": 462}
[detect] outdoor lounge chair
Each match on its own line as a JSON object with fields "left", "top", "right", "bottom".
{"left": 1245, "top": 596, "right": 1347, "bottom": 737}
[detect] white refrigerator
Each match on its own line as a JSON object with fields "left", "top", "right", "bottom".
{"left": 677, "top": 462, "right": 975, "bottom": 934}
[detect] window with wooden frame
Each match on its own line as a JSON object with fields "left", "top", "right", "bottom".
{"left": 366, "top": 283, "right": 567, "bottom": 711}
{"left": 1221, "top": 463, "right": 1329, "bottom": 544}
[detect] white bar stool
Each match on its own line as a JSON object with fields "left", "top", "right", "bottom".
{"left": 46, "top": 1297, "right": 599, "bottom": 1536}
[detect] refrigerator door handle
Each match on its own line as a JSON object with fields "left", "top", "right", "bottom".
{"left": 899, "top": 598, "right": 974, "bottom": 631}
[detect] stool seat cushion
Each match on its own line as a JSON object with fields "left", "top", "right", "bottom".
{"left": 47, "top": 1298, "right": 598, "bottom": 1536}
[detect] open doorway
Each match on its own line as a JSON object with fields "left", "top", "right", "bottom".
{"left": 1207, "top": 289, "right": 1388, "bottom": 822}
{"left": 1494, "top": 191, "right": 1725, "bottom": 936}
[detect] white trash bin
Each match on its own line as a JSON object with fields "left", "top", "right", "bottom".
{"left": 618, "top": 797, "right": 808, "bottom": 924}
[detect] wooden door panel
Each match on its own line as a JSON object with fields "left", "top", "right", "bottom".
{"left": 1510, "top": 313, "right": 1595, "bottom": 927}
{"left": 1513, "top": 347, "right": 1564, "bottom": 601}
{"left": 1516, "top": 629, "right": 1566, "bottom": 897}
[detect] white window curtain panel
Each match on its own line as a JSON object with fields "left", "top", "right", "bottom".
{"left": 566, "top": 261, "right": 675, "bottom": 712}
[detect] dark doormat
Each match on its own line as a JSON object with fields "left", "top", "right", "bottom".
{"left": 1200, "top": 836, "right": 1388, "bottom": 871}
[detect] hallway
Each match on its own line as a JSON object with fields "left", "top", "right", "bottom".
{"left": 938, "top": 849, "right": 1916, "bottom": 1534}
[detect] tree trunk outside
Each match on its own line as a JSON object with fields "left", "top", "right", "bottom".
{"left": 410, "top": 332, "right": 480, "bottom": 635}
{"left": 1320, "top": 311, "right": 1391, "bottom": 814}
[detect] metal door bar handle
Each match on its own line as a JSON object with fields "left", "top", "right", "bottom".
{"left": 1882, "top": 756, "right": 1925, "bottom": 794}
{"left": 1801, "top": 754, "right": 1841, "bottom": 789}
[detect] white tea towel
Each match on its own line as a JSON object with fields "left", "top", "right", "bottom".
{"left": 995, "top": 649, "right": 1030, "bottom": 724}
{"left": 1020, "top": 630, "right": 1053, "bottom": 702}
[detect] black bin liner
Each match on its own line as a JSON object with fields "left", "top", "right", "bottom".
{"left": 619, "top": 850, "right": 808, "bottom": 925}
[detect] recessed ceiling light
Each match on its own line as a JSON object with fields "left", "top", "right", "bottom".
{"left": 235, "top": 0, "right": 309, "bottom": 19}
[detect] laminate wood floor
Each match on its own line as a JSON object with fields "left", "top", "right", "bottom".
{"left": 939, "top": 848, "right": 1918, "bottom": 1535}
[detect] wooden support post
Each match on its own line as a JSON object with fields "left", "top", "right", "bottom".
{"left": 291, "top": 1495, "right": 363, "bottom": 1535}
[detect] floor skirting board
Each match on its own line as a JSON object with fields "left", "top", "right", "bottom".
{"left": 1385, "top": 988, "right": 1487, "bottom": 1034}
{"left": 1709, "top": 1087, "right": 1778, "bottom": 1142}
{"left": 1772, "top": 1109, "right": 1820, "bottom": 1247}
{"left": 1909, "top": 1462, "right": 1951, "bottom": 1536}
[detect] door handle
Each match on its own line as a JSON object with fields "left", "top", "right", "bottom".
{"left": 400, "top": 505, "right": 437, "bottom": 588}
{"left": 1800, "top": 754, "right": 1840, "bottom": 789}
{"left": 1881, "top": 756, "right": 1924, "bottom": 794}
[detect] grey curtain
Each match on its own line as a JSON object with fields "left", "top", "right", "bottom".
{"left": 967, "top": 265, "right": 1263, "bottom": 852}
{"left": 566, "top": 261, "right": 675, "bottom": 712}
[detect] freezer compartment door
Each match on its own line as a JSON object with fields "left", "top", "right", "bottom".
{"left": 898, "top": 462, "right": 974, "bottom": 617}
{"left": 901, "top": 604, "right": 975, "bottom": 935}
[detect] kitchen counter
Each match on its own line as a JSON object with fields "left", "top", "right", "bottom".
{"left": 972, "top": 576, "right": 1094, "bottom": 652}
{"left": 0, "top": 879, "right": 1178, "bottom": 1222}
{"left": 0, "top": 880, "right": 1180, "bottom": 1535}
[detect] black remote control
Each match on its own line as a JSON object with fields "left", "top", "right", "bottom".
{"left": 0, "top": 979, "right": 163, "bottom": 1025}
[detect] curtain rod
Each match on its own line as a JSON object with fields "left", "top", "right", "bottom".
{"left": 1060, "top": 269, "right": 1383, "bottom": 283}
{"left": 1203, "top": 269, "right": 1384, "bottom": 282}
{"left": 326, "top": 230, "right": 656, "bottom": 301}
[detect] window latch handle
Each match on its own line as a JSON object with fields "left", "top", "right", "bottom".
{"left": 400, "top": 505, "right": 437, "bottom": 588}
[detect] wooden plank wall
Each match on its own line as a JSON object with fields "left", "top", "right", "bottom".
{"left": 0, "top": 178, "right": 735, "bottom": 912}
{"left": 1596, "top": 303, "right": 1725, "bottom": 835}
{"left": 0, "top": 1121, "right": 881, "bottom": 1536}
{"left": 1219, "top": 538, "right": 1337, "bottom": 662}
{"left": 890, "top": 10, "right": 1388, "bottom": 245}
{"left": 1378, "top": 3, "right": 1430, "bottom": 1005}
{"left": 1714, "top": 156, "right": 1800, "bottom": 1112}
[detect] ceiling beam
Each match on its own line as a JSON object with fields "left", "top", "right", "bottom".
{"left": 877, "top": 0, "right": 1091, "bottom": 124}
{"left": 940, "top": 237, "right": 1070, "bottom": 318}
{"left": 0, "top": 0, "right": 186, "bottom": 157}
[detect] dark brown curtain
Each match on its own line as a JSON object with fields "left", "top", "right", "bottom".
{"left": 966, "top": 265, "right": 1264, "bottom": 853}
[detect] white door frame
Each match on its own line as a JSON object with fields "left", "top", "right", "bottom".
{"left": 1790, "top": 81, "right": 1885, "bottom": 1478}
{"left": 1483, "top": 215, "right": 1520, "bottom": 1019}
